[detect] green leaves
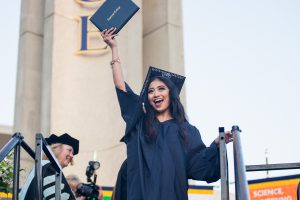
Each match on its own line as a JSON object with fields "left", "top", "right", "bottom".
{"left": 0, "top": 151, "right": 14, "bottom": 194}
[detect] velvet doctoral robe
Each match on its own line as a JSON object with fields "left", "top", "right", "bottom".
{"left": 19, "top": 160, "right": 75, "bottom": 200}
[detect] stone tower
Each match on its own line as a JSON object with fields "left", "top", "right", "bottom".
{"left": 14, "top": 0, "right": 184, "bottom": 186}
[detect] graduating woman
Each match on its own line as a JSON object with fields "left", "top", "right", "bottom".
{"left": 102, "top": 28, "right": 233, "bottom": 200}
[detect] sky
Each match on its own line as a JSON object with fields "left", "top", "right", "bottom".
{"left": 1, "top": 0, "right": 300, "bottom": 186}
{"left": 0, "top": 1, "right": 20, "bottom": 126}
{"left": 182, "top": 0, "right": 300, "bottom": 183}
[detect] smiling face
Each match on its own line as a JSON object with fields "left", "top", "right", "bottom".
{"left": 147, "top": 79, "right": 171, "bottom": 114}
{"left": 54, "top": 144, "right": 74, "bottom": 168}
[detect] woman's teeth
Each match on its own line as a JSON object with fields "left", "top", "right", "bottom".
{"left": 154, "top": 99, "right": 163, "bottom": 105}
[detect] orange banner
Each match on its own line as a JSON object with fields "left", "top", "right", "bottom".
{"left": 249, "top": 178, "right": 299, "bottom": 200}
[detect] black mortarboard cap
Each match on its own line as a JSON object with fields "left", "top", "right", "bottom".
{"left": 45, "top": 133, "right": 79, "bottom": 155}
{"left": 140, "top": 66, "right": 186, "bottom": 98}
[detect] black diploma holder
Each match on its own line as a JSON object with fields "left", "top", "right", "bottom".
{"left": 90, "top": 0, "right": 140, "bottom": 34}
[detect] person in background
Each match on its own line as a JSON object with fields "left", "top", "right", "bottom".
{"left": 101, "top": 28, "right": 233, "bottom": 200}
{"left": 19, "top": 133, "right": 79, "bottom": 200}
{"left": 66, "top": 174, "right": 81, "bottom": 195}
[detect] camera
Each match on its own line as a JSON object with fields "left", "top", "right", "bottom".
{"left": 75, "top": 161, "right": 101, "bottom": 200}
{"left": 76, "top": 183, "right": 99, "bottom": 199}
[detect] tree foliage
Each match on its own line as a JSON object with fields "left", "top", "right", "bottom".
{"left": 0, "top": 151, "right": 14, "bottom": 194}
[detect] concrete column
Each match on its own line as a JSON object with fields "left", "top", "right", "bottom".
{"left": 13, "top": 0, "right": 45, "bottom": 176}
{"left": 14, "top": 0, "right": 185, "bottom": 187}
{"left": 0, "top": 125, "right": 13, "bottom": 149}
{"left": 38, "top": 0, "right": 143, "bottom": 185}
{"left": 142, "top": 0, "right": 186, "bottom": 104}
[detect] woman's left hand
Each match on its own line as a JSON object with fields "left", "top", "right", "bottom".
{"left": 101, "top": 27, "right": 118, "bottom": 49}
{"left": 214, "top": 131, "right": 233, "bottom": 145}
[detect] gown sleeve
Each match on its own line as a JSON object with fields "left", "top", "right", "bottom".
{"left": 115, "top": 83, "right": 141, "bottom": 141}
{"left": 186, "top": 126, "right": 220, "bottom": 183}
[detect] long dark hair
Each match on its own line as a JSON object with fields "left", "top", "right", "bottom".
{"left": 143, "top": 76, "right": 187, "bottom": 141}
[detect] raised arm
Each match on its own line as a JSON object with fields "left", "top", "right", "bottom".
{"left": 101, "top": 28, "right": 126, "bottom": 92}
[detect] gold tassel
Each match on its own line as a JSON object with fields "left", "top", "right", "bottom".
{"left": 142, "top": 102, "right": 146, "bottom": 114}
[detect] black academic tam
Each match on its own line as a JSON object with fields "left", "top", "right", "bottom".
{"left": 46, "top": 133, "right": 79, "bottom": 155}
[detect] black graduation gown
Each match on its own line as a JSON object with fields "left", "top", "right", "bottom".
{"left": 116, "top": 84, "right": 220, "bottom": 200}
{"left": 19, "top": 160, "right": 76, "bottom": 200}
{"left": 112, "top": 159, "right": 128, "bottom": 200}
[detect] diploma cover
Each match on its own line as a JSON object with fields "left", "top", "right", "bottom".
{"left": 90, "top": 0, "right": 140, "bottom": 33}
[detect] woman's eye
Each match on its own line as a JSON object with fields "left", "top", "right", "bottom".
{"left": 148, "top": 89, "right": 154, "bottom": 94}
{"left": 158, "top": 87, "right": 165, "bottom": 91}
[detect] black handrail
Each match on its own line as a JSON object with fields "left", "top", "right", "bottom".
{"left": 0, "top": 133, "right": 35, "bottom": 162}
{"left": 0, "top": 133, "right": 35, "bottom": 200}
{"left": 34, "top": 133, "right": 62, "bottom": 200}
{"left": 0, "top": 133, "right": 73, "bottom": 200}
{"left": 13, "top": 139, "right": 21, "bottom": 200}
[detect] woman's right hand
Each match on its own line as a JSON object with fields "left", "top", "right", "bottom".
{"left": 101, "top": 27, "right": 118, "bottom": 49}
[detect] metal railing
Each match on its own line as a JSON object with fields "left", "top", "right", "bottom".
{"left": 34, "top": 133, "right": 63, "bottom": 200}
{"left": 246, "top": 159, "right": 300, "bottom": 199}
{"left": 232, "top": 126, "right": 250, "bottom": 200}
{"left": 0, "top": 132, "right": 34, "bottom": 200}
{"left": 219, "top": 127, "right": 229, "bottom": 200}
{"left": 246, "top": 163, "right": 300, "bottom": 172}
{"left": 0, "top": 133, "right": 68, "bottom": 200}
{"left": 219, "top": 126, "right": 300, "bottom": 200}
{"left": 219, "top": 125, "right": 250, "bottom": 200}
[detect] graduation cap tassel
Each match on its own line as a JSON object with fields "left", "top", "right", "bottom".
{"left": 142, "top": 102, "right": 146, "bottom": 114}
